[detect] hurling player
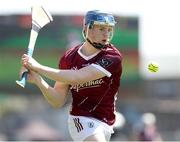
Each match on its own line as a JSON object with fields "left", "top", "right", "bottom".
{"left": 20, "top": 10, "right": 123, "bottom": 141}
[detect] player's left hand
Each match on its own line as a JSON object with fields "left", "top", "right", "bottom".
{"left": 21, "top": 54, "right": 41, "bottom": 72}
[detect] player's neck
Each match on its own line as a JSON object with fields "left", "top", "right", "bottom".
{"left": 81, "top": 42, "right": 100, "bottom": 56}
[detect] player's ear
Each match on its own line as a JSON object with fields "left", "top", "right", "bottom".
{"left": 82, "top": 29, "right": 86, "bottom": 39}
{"left": 83, "top": 30, "right": 86, "bottom": 37}
{"left": 83, "top": 26, "right": 87, "bottom": 37}
{"left": 83, "top": 25, "right": 87, "bottom": 31}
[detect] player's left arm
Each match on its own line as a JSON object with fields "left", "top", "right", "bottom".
{"left": 36, "top": 65, "right": 106, "bottom": 85}
{"left": 22, "top": 54, "right": 122, "bottom": 85}
{"left": 36, "top": 56, "right": 122, "bottom": 85}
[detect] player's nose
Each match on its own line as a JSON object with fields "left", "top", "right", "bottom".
{"left": 103, "top": 30, "right": 111, "bottom": 38}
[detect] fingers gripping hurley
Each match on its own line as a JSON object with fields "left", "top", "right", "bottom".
{"left": 16, "top": 6, "right": 53, "bottom": 88}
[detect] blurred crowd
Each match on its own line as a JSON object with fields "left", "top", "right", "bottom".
{"left": 0, "top": 94, "right": 164, "bottom": 141}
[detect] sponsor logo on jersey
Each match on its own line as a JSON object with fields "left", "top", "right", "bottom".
{"left": 71, "top": 79, "right": 104, "bottom": 91}
{"left": 70, "top": 66, "right": 104, "bottom": 91}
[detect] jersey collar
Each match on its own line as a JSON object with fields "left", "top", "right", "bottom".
{"left": 78, "top": 44, "right": 101, "bottom": 60}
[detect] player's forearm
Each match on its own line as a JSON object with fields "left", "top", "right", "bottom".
{"left": 36, "top": 65, "right": 90, "bottom": 85}
{"left": 35, "top": 77, "right": 66, "bottom": 108}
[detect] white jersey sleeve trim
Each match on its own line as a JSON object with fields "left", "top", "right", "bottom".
{"left": 91, "top": 63, "right": 112, "bottom": 77}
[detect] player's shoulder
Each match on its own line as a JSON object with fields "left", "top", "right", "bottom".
{"left": 63, "top": 44, "right": 82, "bottom": 58}
{"left": 59, "top": 44, "right": 82, "bottom": 68}
{"left": 103, "top": 44, "right": 123, "bottom": 59}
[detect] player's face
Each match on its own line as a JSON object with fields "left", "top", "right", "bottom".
{"left": 88, "top": 25, "right": 114, "bottom": 44}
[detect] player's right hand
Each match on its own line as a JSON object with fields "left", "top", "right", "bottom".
{"left": 21, "top": 54, "right": 42, "bottom": 72}
{"left": 19, "top": 66, "right": 28, "bottom": 78}
{"left": 19, "top": 66, "right": 41, "bottom": 84}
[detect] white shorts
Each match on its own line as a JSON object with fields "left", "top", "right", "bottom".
{"left": 68, "top": 114, "right": 114, "bottom": 141}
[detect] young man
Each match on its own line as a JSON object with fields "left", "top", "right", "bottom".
{"left": 20, "top": 10, "right": 123, "bottom": 141}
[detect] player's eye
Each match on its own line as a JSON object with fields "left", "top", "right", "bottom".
{"left": 108, "top": 28, "right": 113, "bottom": 32}
{"left": 99, "top": 27, "right": 105, "bottom": 31}
{"left": 99, "top": 27, "right": 113, "bottom": 32}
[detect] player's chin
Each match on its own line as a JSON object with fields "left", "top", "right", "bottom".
{"left": 101, "top": 41, "right": 108, "bottom": 45}
{"left": 102, "top": 39, "right": 110, "bottom": 44}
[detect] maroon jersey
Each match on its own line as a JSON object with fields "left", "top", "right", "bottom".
{"left": 59, "top": 44, "right": 122, "bottom": 125}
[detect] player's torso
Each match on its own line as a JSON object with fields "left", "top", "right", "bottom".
{"left": 62, "top": 44, "right": 122, "bottom": 125}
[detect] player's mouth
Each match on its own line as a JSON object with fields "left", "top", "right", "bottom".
{"left": 102, "top": 39, "right": 108, "bottom": 44}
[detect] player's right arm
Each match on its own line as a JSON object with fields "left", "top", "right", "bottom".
{"left": 26, "top": 70, "right": 69, "bottom": 108}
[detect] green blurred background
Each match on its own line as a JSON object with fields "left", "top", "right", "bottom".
{"left": 0, "top": 15, "right": 139, "bottom": 91}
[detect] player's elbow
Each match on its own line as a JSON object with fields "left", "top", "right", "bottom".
{"left": 48, "top": 97, "right": 66, "bottom": 109}
{"left": 50, "top": 101, "right": 65, "bottom": 109}
{"left": 51, "top": 104, "right": 62, "bottom": 109}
